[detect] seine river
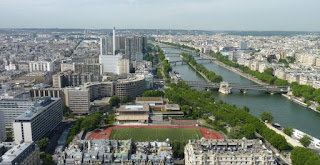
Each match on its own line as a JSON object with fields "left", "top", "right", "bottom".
{"left": 160, "top": 44, "right": 320, "bottom": 139}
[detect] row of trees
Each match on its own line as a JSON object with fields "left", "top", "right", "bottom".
{"left": 165, "top": 81, "right": 290, "bottom": 151}
{"left": 292, "top": 85, "right": 320, "bottom": 104}
{"left": 159, "top": 41, "right": 200, "bottom": 52}
{"left": 163, "top": 59, "right": 172, "bottom": 79}
{"left": 155, "top": 45, "right": 171, "bottom": 79}
{"left": 142, "top": 90, "right": 165, "bottom": 97}
{"left": 145, "top": 53, "right": 153, "bottom": 61}
{"left": 291, "top": 147, "right": 320, "bottom": 165}
{"left": 211, "top": 52, "right": 290, "bottom": 86}
{"left": 109, "top": 96, "right": 132, "bottom": 107}
{"left": 181, "top": 53, "right": 222, "bottom": 83}
{"left": 211, "top": 52, "right": 320, "bottom": 105}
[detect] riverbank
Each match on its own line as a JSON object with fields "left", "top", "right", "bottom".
{"left": 160, "top": 42, "right": 320, "bottom": 139}
{"left": 201, "top": 54, "right": 320, "bottom": 113}
{"left": 180, "top": 55, "right": 211, "bottom": 82}
{"left": 201, "top": 53, "right": 268, "bottom": 85}
{"left": 265, "top": 123, "right": 303, "bottom": 147}
{"left": 283, "top": 93, "right": 320, "bottom": 114}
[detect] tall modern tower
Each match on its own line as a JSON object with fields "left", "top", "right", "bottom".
{"left": 100, "top": 38, "right": 108, "bottom": 55}
{"left": 113, "top": 27, "right": 116, "bottom": 55}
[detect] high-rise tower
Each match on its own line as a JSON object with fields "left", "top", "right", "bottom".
{"left": 113, "top": 27, "right": 116, "bottom": 55}
{"left": 100, "top": 37, "right": 108, "bottom": 55}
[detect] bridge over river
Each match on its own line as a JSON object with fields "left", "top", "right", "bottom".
{"left": 184, "top": 81, "right": 290, "bottom": 94}
{"left": 169, "top": 59, "right": 214, "bottom": 65}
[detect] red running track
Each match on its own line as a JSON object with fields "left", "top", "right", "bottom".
{"left": 87, "top": 125, "right": 224, "bottom": 140}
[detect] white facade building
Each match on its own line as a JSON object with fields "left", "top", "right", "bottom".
{"left": 28, "top": 61, "right": 54, "bottom": 72}
{"left": 64, "top": 87, "right": 90, "bottom": 115}
{"left": 0, "top": 111, "right": 6, "bottom": 143}
{"left": 99, "top": 54, "right": 123, "bottom": 74}
{"left": 13, "top": 98, "right": 62, "bottom": 144}
{"left": 0, "top": 99, "right": 37, "bottom": 129}
{"left": 119, "top": 58, "right": 130, "bottom": 74}
{"left": 184, "top": 139, "right": 276, "bottom": 165}
{"left": 4, "top": 63, "right": 17, "bottom": 71}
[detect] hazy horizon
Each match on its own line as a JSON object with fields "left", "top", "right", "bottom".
{"left": 1, "top": 0, "right": 319, "bottom": 31}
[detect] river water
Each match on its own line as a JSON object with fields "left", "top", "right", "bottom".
{"left": 160, "top": 44, "right": 320, "bottom": 139}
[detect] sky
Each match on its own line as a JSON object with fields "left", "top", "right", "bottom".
{"left": 0, "top": 0, "right": 319, "bottom": 31}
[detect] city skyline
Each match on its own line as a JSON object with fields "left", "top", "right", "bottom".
{"left": 0, "top": 0, "right": 320, "bottom": 31}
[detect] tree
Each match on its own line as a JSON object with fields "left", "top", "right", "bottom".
{"left": 243, "top": 124, "right": 255, "bottom": 139}
{"left": 80, "top": 113, "right": 101, "bottom": 131}
{"left": 243, "top": 106, "right": 250, "bottom": 112}
{"left": 291, "top": 147, "right": 320, "bottom": 165}
{"left": 172, "top": 142, "right": 186, "bottom": 159}
{"left": 40, "top": 152, "right": 54, "bottom": 165}
{"left": 120, "top": 95, "right": 131, "bottom": 104}
{"left": 283, "top": 127, "right": 293, "bottom": 136}
{"left": 109, "top": 96, "right": 120, "bottom": 107}
{"left": 264, "top": 68, "right": 274, "bottom": 76}
{"left": 6, "top": 132, "right": 13, "bottom": 142}
{"left": 36, "top": 138, "right": 49, "bottom": 151}
{"left": 229, "top": 126, "right": 244, "bottom": 139}
{"left": 260, "top": 112, "right": 274, "bottom": 123}
{"left": 62, "top": 105, "right": 70, "bottom": 117}
{"left": 142, "top": 90, "right": 165, "bottom": 97}
{"left": 300, "top": 135, "right": 312, "bottom": 147}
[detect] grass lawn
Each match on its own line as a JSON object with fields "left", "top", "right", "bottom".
{"left": 109, "top": 128, "right": 202, "bottom": 142}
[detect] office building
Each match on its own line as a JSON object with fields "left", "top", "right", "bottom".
{"left": 99, "top": 55, "right": 123, "bottom": 74}
{"left": 184, "top": 138, "right": 276, "bottom": 165}
{"left": 116, "top": 36, "right": 126, "bottom": 53}
{"left": 0, "top": 111, "right": 6, "bottom": 143}
{"left": 52, "top": 70, "right": 95, "bottom": 88}
{"left": 125, "top": 36, "right": 147, "bottom": 61}
{"left": 64, "top": 87, "right": 90, "bottom": 115}
{"left": 0, "top": 98, "right": 39, "bottom": 129}
{"left": 83, "top": 77, "right": 146, "bottom": 100}
{"left": 100, "top": 37, "right": 109, "bottom": 56}
{"left": 113, "top": 27, "right": 116, "bottom": 55}
{"left": 61, "top": 63, "right": 102, "bottom": 76}
{"left": 13, "top": 98, "right": 62, "bottom": 143}
{"left": 28, "top": 61, "right": 54, "bottom": 72}
{"left": 0, "top": 142, "right": 40, "bottom": 165}
{"left": 118, "top": 58, "right": 130, "bottom": 74}
{"left": 115, "top": 77, "right": 146, "bottom": 99}
{"left": 116, "top": 104, "right": 149, "bottom": 124}
{"left": 30, "top": 87, "right": 64, "bottom": 100}
{"left": 61, "top": 62, "right": 102, "bottom": 81}
{"left": 83, "top": 82, "right": 114, "bottom": 101}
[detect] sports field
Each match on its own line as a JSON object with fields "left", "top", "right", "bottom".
{"left": 109, "top": 128, "right": 202, "bottom": 142}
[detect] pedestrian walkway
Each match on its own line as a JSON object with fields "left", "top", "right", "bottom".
{"left": 265, "top": 123, "right": 303, "bottom": 147}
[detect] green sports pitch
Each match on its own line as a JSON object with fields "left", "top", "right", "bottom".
{"left": 109, "top": 128, "right": 202, "bottom": 142}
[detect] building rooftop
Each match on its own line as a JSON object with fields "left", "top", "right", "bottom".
{"left": 188, "top": 138, "right": 273, "bottom": 155}
{"left": 57, "top": 140, "right": 173, "bottom": 165}
{"left": 165, "top": 104, "right": 180, "bottom": 110}
{"left": 136, "top": 97, "right": 163, "bottom": 102}
{"left": 118, "top": 104, "right": 149, "bottom": 112}
{"left": 14, "top": 98, "right": 60, "bottom": 121}
{"left": 0, "top": 142, "right": 33, "bottom": 163}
